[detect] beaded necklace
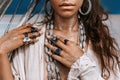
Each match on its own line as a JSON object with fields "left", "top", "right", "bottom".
{"left": 45, "top": 22, "right": 86, "bottom": 80}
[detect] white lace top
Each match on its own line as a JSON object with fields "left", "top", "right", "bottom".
{"left": 10, "top": 24, "right": 120, "bottom": 80}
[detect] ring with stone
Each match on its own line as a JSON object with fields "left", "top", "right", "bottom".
{"left": 55, "top": 48, "right": 61, "bottom": 55}
{"left": 64, "top": 39, "right": 69, "bottom": 44}
{"left": 30, "top": 27, "right": 36, "bottom": 32}
{"left": 51, "top": 36, "right": 59, "bottom": 42}
{"left": 23, "top": 33, "right": 31, "bottom": 44}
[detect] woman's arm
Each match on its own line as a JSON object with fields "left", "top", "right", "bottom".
{"left": 0, "top": 53, "right": 14, "bottom": 80}
{"left": 0, "top": 23, "right": 41, "bottom": 80}
{"left": 0, "top": 36, "right": 14, "bottom": 80}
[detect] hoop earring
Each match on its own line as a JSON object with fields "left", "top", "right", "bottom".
{"left": 79, "top": 0, "right": 92, "bottom": 15}
{"left": 45, "top": 0, "right": 53, "bottom": 17}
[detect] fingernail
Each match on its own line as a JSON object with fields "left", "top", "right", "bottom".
{"left": 45, "top": 42, "right": 48, "bottom": 45}
{"left": 38, "top": 33, "right": 41, "bottom": 36}
{"left": 37, "top": 27, "right": 41, "bottom": 30}
{"left": 33, "top": 39, "right": 39, "bottom": 44}
{"left": 36, "top": 39, "right": 39, "bottom": 42}
{"left": 40, "top": 31, "right": 43, "bottom": 34}
{"left": 47, "top": 52, "right": 52, "bottom": 56}
{"left": 46, "top": 35, "right": 51, "bottom": 39}
{"left": 38, "top": 32, "right": 43, "bottom": 36}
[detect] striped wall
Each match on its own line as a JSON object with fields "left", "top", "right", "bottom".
{"left": 5, "top": 0, "right": 120, "bottom": 14}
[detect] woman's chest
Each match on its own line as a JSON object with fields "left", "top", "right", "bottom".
{"left": 43, "top": 53, "right": 69, "bottom": 80}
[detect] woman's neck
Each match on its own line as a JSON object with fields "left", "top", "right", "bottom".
{"left": 53, "top": 13, "right": 79, "bottom": 32}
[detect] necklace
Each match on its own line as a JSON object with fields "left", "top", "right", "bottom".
{"left": 45, "top": 22, "right": 86, "bottom": 80}
{"left": 79, "top": 23, "right": 86, "bottom": 52}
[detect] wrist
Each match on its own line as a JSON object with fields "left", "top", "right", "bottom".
{"left": 0, "top": 53, "right": 8, "bottom": 62}
{"left": 0, "top": 35, "right": 8, "bottom": 45}
{"left": 0, "top": 49, "right": 8, "bottom": 55}
{"left": 0, "top": 44, "right": 9, "bottom": 55}
{"left": 0, "top": 53, "right": 8, "bottom": 57}
{"left": 0, "top": 38, "right": 5, "bottom": 45}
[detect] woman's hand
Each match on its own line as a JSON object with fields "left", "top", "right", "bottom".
{"left": 45, "top": 35, "right": 84, "bottom": 68}
{"left": 0, "top": 23, "right": 41, "bottom": 54}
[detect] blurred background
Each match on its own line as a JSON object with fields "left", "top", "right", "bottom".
{"left": 0, "top": 0, "right": 120, "bottom": 46}
{"left": 4, "top": 0, "right": 120, "bottom": 14}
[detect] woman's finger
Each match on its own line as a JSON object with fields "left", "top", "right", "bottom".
{"left": 51, "top": 54, "right": 70, "bottom": 67}
{"left": 57, "top": 36, "right": 76, "bottom": 46}
{"left": 26, "top": 38, "right": 39, "bottom": 44}
{"left": 47, "top": 35, "right": 68, "bottom": 51}
{"left": 17, "top": 23, "right": 33, "bottom": 30}
{"left": 45, "top": 42, "right": 64, "bottom": 57}
{"left": 20, "top": 32, "right": 41, "bottom": 39}
{"left": 49, "top": 35, "right": 76, "bottom": 46}
{"left": 18, "top": 26, "right": 41, "bottom": 34}
{"left": 52, "top": 54, "right": 63, "bottom": 63}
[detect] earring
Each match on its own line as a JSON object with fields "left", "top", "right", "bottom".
{"left": 45, "top": 0, "right": 53, "bottom": 17}
{"left": 79, "top": 0, "right": 92, "bottom": 15}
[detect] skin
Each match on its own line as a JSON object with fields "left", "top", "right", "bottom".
{"left": 45, "top": 0, "right": 84, "bottom": 79}
{"left": 50, "top": 0, "right": 83, "bottom": 31}
{"left": 0, "top": 0, "right": 84, "bottom": 80}
{"left": 47, "top": 0, "right": 84, "bottom": 67}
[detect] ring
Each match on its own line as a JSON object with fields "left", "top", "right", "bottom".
{"left": 64, "top": 39, "right": 69, "bottom": 44}
{"left": 32, "top": 32, "right": 37, "bottom": 38}
{"left": 23, "top": 37, "right": 31, "bottom": 44}
{"left": 55, "top": 48, "right": 61, "bottom": 55}
{"left": 30, "top": 27, "right": 36, "bottom": 32}
{"left": 24, "top": 32, "right": 28, "bottom": 37}
{"left": 23, "top": 33, "right": 31, "bottom": 44}
{"left": 51, "top": 36, "right": 59, "bottom": 42}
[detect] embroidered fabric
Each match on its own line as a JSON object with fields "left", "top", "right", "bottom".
{"left": 68, "top": 54, "right": 97, "bottom": 80}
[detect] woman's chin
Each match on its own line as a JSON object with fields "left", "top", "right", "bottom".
{"left": 58, "top": 12, "right": 77, "bottom": 18}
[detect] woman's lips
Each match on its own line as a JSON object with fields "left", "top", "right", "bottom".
{"left": 59, "top": 3, "right": 75, "bottom": 7}
{"left": 59, "top": 3, "right": 75, "bottom": 10}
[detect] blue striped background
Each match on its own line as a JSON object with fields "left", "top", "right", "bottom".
{"left": 5, "top": 0, "right": 120, "bottom": 14}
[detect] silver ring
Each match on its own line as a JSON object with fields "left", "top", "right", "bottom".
{"left": 23, "top": 33, "right": 31, "bottom": 44}
{"left": 23, "top": 37, "right": 31, "bottom": 43}
{"left": 51, "top": 36, "right": 59, "bottom": 42}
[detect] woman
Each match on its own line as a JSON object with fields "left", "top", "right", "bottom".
{"left": 0, "top": 0, "right": 120, "bottom": 80}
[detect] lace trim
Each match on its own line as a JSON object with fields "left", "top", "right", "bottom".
{"left": 68, "top": 54, "right": 96, "bottom": 80}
